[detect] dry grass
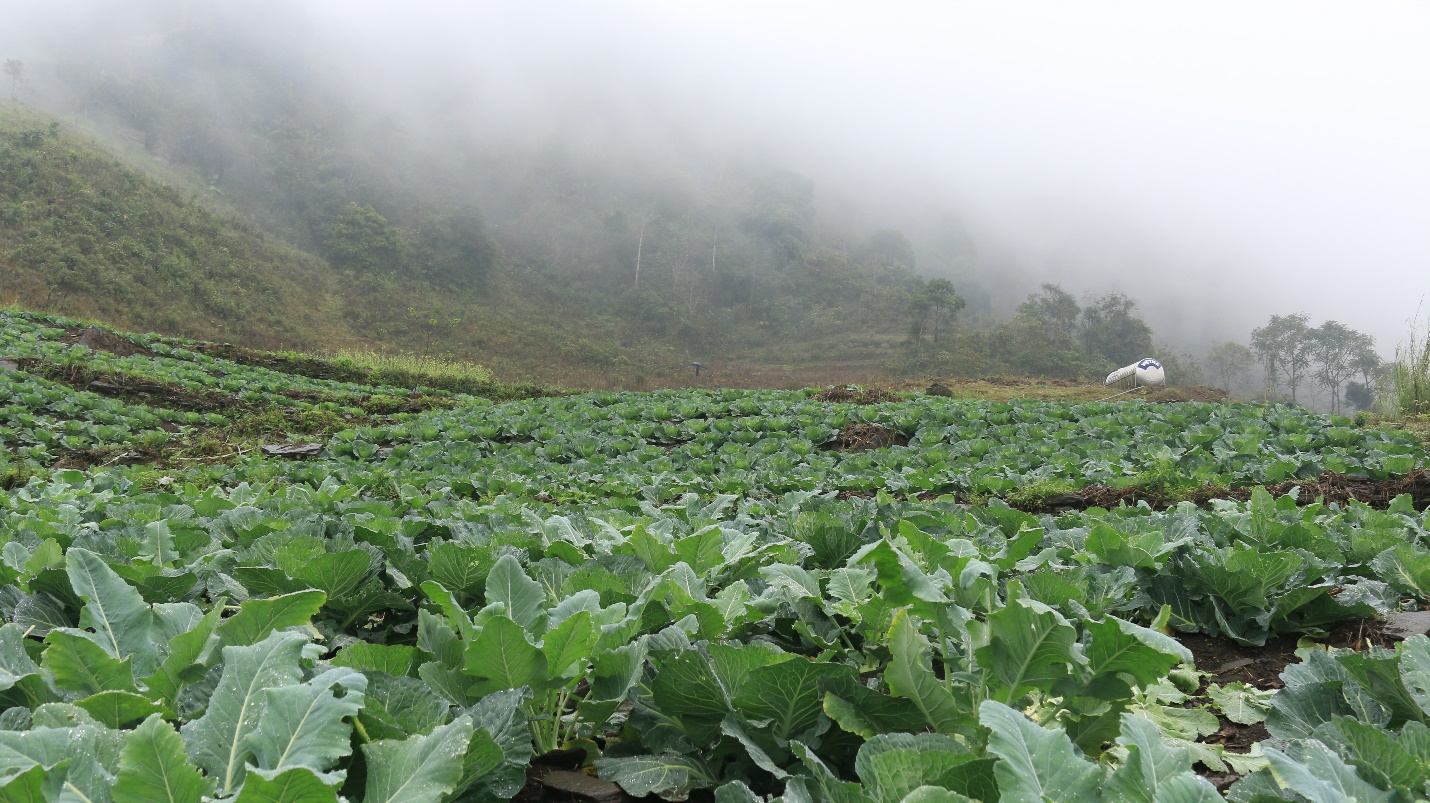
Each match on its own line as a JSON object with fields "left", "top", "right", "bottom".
{"left": 1382, "top": 314, "right": 1430, "bottom": 417}
{"left": 884, "top": 376, "right": 1113, "bottom": 402}
{"left": 523, "top": 360, "right": 1204, "bottom": 404}
{"left": 324, "top": 351, "right": 494, "bottom": 387}
{"left": 500, "top": 360, "right": 893, "bottom": 392}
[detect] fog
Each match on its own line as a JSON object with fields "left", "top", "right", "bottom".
{"left": 5, "top": 1, "right": 1429, "bottom": 355}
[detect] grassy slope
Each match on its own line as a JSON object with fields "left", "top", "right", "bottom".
{"left": 0, "top": 103, "right": 364, "bottom": 351}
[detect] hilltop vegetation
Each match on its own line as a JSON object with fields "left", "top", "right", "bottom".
{"left": 0, "top": 96, "right": 935, "bottom": 383}
{"left": 0, "top": 106, "right": 349, "bottom": 348}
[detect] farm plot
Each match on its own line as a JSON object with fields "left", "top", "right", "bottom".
{"left": 300, "top": 387, "right": 1427, "bottom": 505}
{"left": 0, "top": 311, "right": 467, "bottom": 467}
{"left": 1, "top": 321, "right": 1430, "bottom": 800}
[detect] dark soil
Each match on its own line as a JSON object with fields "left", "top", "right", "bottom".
{"left": 23, "top": 355, "right": 445, "bottom": 417}
{"left": 824, "top": 423, "right": 909, "bottom": 452}
{"left": 1201, "top": 772, "right": 1243, "bottom": 793}
{"left": 61, "top": 326, "right": 154, "bottom": 358}
{"left": 52, "top": 446, "right": 162, "bottom": 470}
{"left": 275, "top": 388, "right": 338, "bottom": 403}
{"left": 1180, "top": 618, "right": 1392, "bottom": 692}
{"left": 1254, "top": 470, "right": 1430, "bottom": 509}
{"left": 1203, "top": 720, "right": 1271, "bottom": 755}
{"left": 814, "top": 385, "right": 903, "bottom": 405}
{"left": 899, "top": 470, "right": 1430, "bottom": 512}
{"left": 1031, "top": 470, "right": 1430, "bottom": 513}
{"left": 513, "top": 750, "right": 692, "bottom": 803}
{"left": 1179, "top": 634, "right": 1302, "bottom": 692}
{"left": 89, "top": 378, "right": 233, "bottom": 412}
{"left": 23, "top": 359, "right": 234, "bottom": 412}
{"left": 192, "top": 342, "right": 373, "bottom": 384}
{"left": 1145, "top": 385, "right": 1230, "bottom": 403}
{"left": 1176, "top": 618, "right": 1393, "bottom": 790}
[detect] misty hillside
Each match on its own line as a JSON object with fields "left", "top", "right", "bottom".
{"left": 1, "top": 96, "right": 933, "bottom": 384}
{"left": 8, "top": 4, "right": 1396, "bottom": 405}
{"left": 2, "top": 20, "right": 968, "bottom": 385}
{"left": 0, "top": 105, "right": 354, "bottom": 348}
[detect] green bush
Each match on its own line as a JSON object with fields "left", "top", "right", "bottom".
{"left": 1379, "top": 316, "right": 1430, "bottom": 416}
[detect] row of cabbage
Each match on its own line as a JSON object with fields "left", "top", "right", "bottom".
{"left": 1, "top": 468, "right": 1428, "bottom": 800}
{"left": 0, "top": 367, "right": 225, "bottom": 461}
{"left": 0, "top": 310, "right": 444, "bottom": 403}
{"left": 4, "top": 312, "right": 1425, "bottom": 494}
{"left": 300, "top": 387, "right": 1427, "bottom": 502}
{"left": 0, "top": 311, "right": 454, "bottom": 462}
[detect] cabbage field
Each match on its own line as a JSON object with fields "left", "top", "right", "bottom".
{"left": 1, "top": 310, "right": 1429, "bottom": 802}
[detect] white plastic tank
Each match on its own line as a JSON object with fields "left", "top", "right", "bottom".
{"left": 1105, "top": 358, "right": 1166, "bottom": 389}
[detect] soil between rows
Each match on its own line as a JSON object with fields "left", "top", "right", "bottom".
{"left": 1176, "top": 617, "right": 1396, "bottom": 792}
{"left": 1040, "top": 469, "right": 1430, "bottom": 513}
{"left": 1180, "top": 617, "right": 1392, "bottom": 693}
{"left": 61, "top": 325, "right": 155, "bottom": 358}
{"left": 864, "top": 469, "right": 1430, "bottom": 512}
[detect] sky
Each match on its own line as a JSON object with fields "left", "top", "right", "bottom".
{"left": 5, "top": 0, "right": 1429, "bottom": 354}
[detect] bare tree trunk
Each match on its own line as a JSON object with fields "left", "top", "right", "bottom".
{"left": 634, "top": 212, "right": 656, "bottom": 290}
{"left": 672, "top": 248, "right": 689, "bottom": 281}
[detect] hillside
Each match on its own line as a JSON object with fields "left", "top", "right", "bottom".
{"left": 0, "top": 98, "right": 1271, "bottom": 405}
{"left": 1, "top": 5, "right": 1217, "bottom": 391}
{"left": 3, "top": 100, "right": 934, "bottom": 386}
{"left": 1, "top": 9, "right": 1209, "bottom": 392}
{"left": 0, "top": 103, "right": 633, "bottom": 376}
{"left": 0, "top": 105, "right": 357, "bottom": 349}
